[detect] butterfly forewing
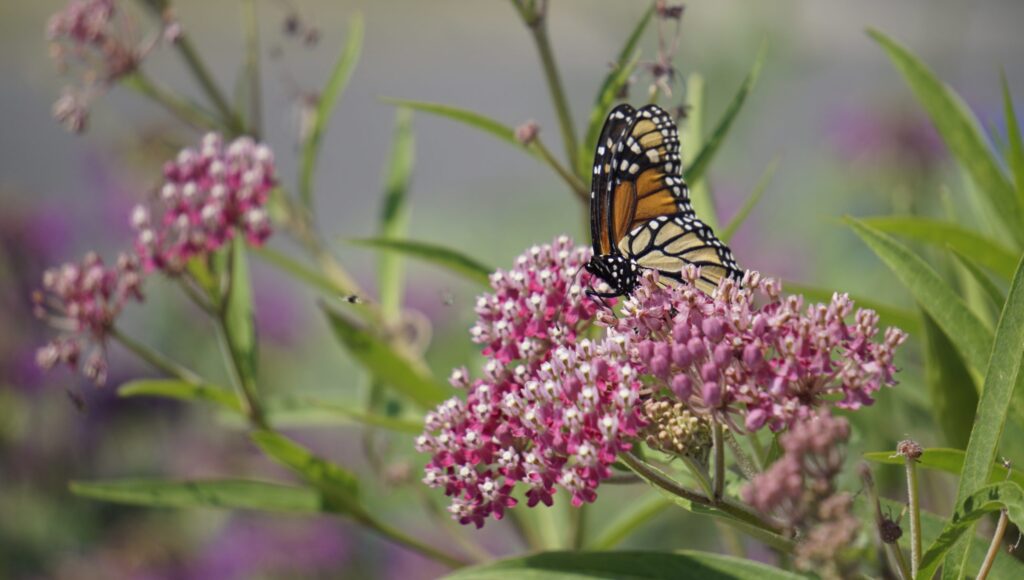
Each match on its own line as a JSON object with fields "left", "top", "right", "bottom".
{"left": 590, "top": 104, "right": 636, "bottom": 255}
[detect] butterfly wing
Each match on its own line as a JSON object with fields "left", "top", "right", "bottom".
{"left": 590, "top": 104, "right": 636, "bottom": 255}
{"left": 617, "top": 214, "right": 743, "bottom": 294}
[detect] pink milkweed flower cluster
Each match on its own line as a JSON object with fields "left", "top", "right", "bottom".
{"left": 606, "top": 268, "right": 907, "bottom": 432}
{"left": 417, "top": 237, "right": 647, "bottom": 528}
{"left": 32, "top": 251, "right": 143, "bottom": 385}
{"left": 47, "top": 0, "right": 176, "bottom": 132}
{"left": 132, "top": 133, "right": 276, "bottom": 273}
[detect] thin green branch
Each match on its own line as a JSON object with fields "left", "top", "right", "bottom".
{"left": 530, "top": 137, "right": 588, "bottom": 200}
{"left": 977, "top": 509, "right": 1009, "bottom": 580}
{"left": 713, "top": 420, "right": 725, "bottom": 501}
{"left": 905, "top": 456, "right": 923, "bottom": 577}
{"left": 109, "top": 326, "right": 204, "bottom": 385}
{"left": 362, "top": 516, "right": 469, "bottom": 569}
{"left": 570, "top": 503, "right": 588, "bottom": 550}
{"left": 214, "top": 313, "right": 268, "bottom": 430}
{"left": 174, "top": 34, "right": 245, "bottom": 135}
{"left": 122, "top": 71, "right": 222, "bottom": 132}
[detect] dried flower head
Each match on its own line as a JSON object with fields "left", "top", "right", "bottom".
{"left": 896, "top": 438, "right": 923, "bottom": 461}
{"left": 609, "top": 268, "right": 907, "bottom": 432}
{"left": 33, "top": 251, "right": 144, "bottom": 385}
{"left": 132, "top": 133, "right": 276, "bottom": 273}
{"left": 514, "top": 120, "right": 540, "bottom": 146}
{"left": 418, "top": 238, "right": 646, "bottom": 527}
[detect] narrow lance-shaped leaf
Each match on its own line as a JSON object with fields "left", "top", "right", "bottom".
{"left": 378, "top": 108, "right": 415, "bottom": 320}
{"left": 298, "top": 13, "right": 364, "bottom": 207}
{"left": 444, "top": 550, "right": 804, "bottom": 580}
{"left": 868, "top": 29, "right": 1024, "bottom": 247}
{"left": 680, "top": 73, "right": 718, "bottom": 230}
{"left": 251, "top": 431, "right": 364, "bottom": 517}
{"left": 250, "top": 395, "right": 424, "bottom": 434}
{"left": 381, "top": 99, "right": 531, "bottom": 154}
{"left": 863, "top": 448, "right": 1021, "bottom": 488}
{"left": 684, "top": 41, "right": 767, "bottom": 185}
{"left": 722, "top": 157, "right": 779, "bottom": 242}
{"left": 948, "top": 247, "right": 1006, "bottom": 312}
{"left": 577, "top": 1, "right": 655, "bottom": 177}
{"left": 320, "top": 301, "right": 451, "bottom": 408}
{"left": 920, "top": 312, "right": 979, "bottom": 448}
{"left": 945, "top": 253, "right": 1024, "bottom": 576}
{"left": 119, "top": 379, "right": 242, "bottom": 414}
{"left": 918, "top": 482, "right": 1024, "bottom": 580}
{"left": 1002, "top": 72, "right": 1024, "bottom": 208}
{"left": 223, "top": 238, "right": 258, "bottom": 391}
{"left": 251, "top": 246, "right": 343, "bottom": 296}
{"left": 70, "top": 479, "right": 324, "bottom": 513}
{"left": 846, "top": 217, "right": 992, "bottom": 379}
{"left": 860, "top": 215, "right": 1019, "bottom": 280}
{"left": 348, "top": 237, "right": 493, "bottom": 287}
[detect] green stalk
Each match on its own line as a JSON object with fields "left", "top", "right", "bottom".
{"left": 713, "top": 420, "right": 725, "bottom": 501}
{"left": 570, "top": 503, "right": 588, "bottom": 550}
{"left": 122, "top": 72, "right": 222, "bottom": 131}
{"left": 175, "top": 35, "right": 245, "bottom": 135}
{"left": 530, "top": 138, "right": 588, "bottom": 200}
{"left": 109, "top": 327, "right": 204, "bottom": 385}
{"left": 214, "top": 318, "right": 268, "bottom": 430}
{"left": 362, "top": 516, "right": 469, "bottom": 569}
{"left": 977, "top": 509, "right": 1009, "bottom": 580}
{"left": 905, "top": 456, "right": 922, "bottom": 577}
{"left": 681, "top": 455, "right": 714, "bottom": 499}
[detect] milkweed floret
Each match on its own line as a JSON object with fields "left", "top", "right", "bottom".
{"left": 613, "top": 267, "right": 907, "bottom": 432}
{"left": 418, "top": 237, "right": 644, "bottom": 528}
{"left": 32, "top": 251, "right": 144, "bottom": 385}
{"left": 131, "top": 133, "right": 276, "bottom": 272}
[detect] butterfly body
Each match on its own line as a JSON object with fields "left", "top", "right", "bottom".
{"left": 586, "top": 104, "right": 741, "bottom": 296}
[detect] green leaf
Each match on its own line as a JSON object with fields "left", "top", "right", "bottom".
{"left": 679, "top": 74, "right": 718, "bottom": 230}
{"left": 920, "top": 312, "right": 979, "bottom": 448}
{"left": 946, "top": 253, "right": 1024, "bottom": 575}
{"left": 948, "top": 247, "right": 1006, "bottom": 311}
{"left": 1003, "top": 72, "right": 1024, "bottom": 209}
{"left": 381, "top": 98, "right": 533, "bottom": 155}
{"left": 846, "top": 217, "right": 992, "bottom": 378}
{"left": 250, "top": 431, "right": 363, "bottom": 516}
{"left": 684, "top": 41, "right": 767, "bottom": 185}
{"left": 859, "top": 216, "right": 1019, "bottom": 280}
{"left": 223, "top": 238, "right": 258, "bottom": 389}
{"left": 251, "top": 245, "right": 343, "bottom": 296}
{"left": 255, "top": 395, "right": 424, "bottom": 434}
{"left": 320, "top": 302, "right": 451, "bottom": 408}
{"left": 119, "top": 379, "right": 241, "bottom": 414}
{"left": 863, "top": 448, "right": 1020, "bottom": 487}
{"left": 868, "top": 29, "right": 1024, "bottom": 247}
{"left": 918, "top": 482, "right": 1024, "bottom": 580}
{"left": 782, "top": 282, "right": 921, "bottom": 336}
{"left": 298, "top": 13, "right": 364, "bottom": 207}
{"left": 348, "top": 237, "right": 492, "bottom": 286}
{"left": 721, "top": 157, "right": 779, "bottom": 242}
{"left": 444, "top": 550, "right": 804, "bottom": 580}
{"left": 577, "top": 2, "right": 654, "bottom": 177}
{"left": 70, "top": 479, "right": 323, "bottom": 513}
{"left": 378, "top": 108, "right": 415, "bottom": 320}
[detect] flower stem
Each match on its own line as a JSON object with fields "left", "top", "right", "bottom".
{"left": 529, "top": 138, "right": 588, "bottom": 201}
{"left": 362, "top": 516, "right": 469, "bottom": 569}
{"left": 241, "top": 0, "right": 263, "bottom": 138}
{"left": 174, "top": 34, "right": 245, "bottom": 135}
{"left": 109, "top": 326, "right": 204, "bottom": 385}
{"left": 905, "top": 456, "right": 922, "bottom": 578}
{"left": 570, "top": 503, "right": 588, "bottom": 550}
{"left": 513, "top": 1, "right": 579, "bottom": 172}
{"left": 122, "top": 71, "right": 222, "bottom": 132}
{"left": 977, "top": 509, "right": 1009, "bottom": 580}
{"left": 860, "top": 463, "right": 911, "bottom": 580}
{"left": 681, "top": 455, "right": 714, "bottom": 499}
{"left": 713, "top": 420, "right": 725, "bottom": 501}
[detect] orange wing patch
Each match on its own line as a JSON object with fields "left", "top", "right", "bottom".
{"left": 611, "top": 180, "right": 638, "bottom": 245}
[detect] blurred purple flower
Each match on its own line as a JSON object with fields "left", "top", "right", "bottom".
{"left": 827, "top": 106, "right": 946, "bottom": 172}
{"left": 253, "top": 271, "right": 304, "bottom": 345}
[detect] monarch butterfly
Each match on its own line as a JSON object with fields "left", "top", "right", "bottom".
{"left": 584, "top": 103, "right": 742, "bottom": 297}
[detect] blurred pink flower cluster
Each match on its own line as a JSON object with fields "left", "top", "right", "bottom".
{"left": 33, "top": 133, "right": 276, "bottom": 385}
{"left": 132, "top": 133, "right": 275, "bottom": 273}
{"left": 417, "top": 237, "right": 646, "bottom": 527}
{"left": 607, "top": 268, "right": 906, "bottom": 432}
{"left": 32, "top": 251, "right": 143, "bottom": 385}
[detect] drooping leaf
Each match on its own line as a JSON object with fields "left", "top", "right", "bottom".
{"left": 920, "top": 312, "right": 979, "bottom": 448}
{"left": 348, "top": 237, "right": 492, "bottom": 286}
{"left": 869, "top": 29, "right": 1024, "bottom": 247}
{"left": 381, "top": 99, "right": 530, "bottom": 154}
{"left": 119, "top": 379, "right": 241, "bottom": 414}
{"left": 251, "top": 246, "right": 343, "bottom": 295}
{"left": 917, "top": 482, "right": 1024, "bottom": 580}
{"left": 320, "top": 301, "right": 451, "bottom": 408}
{"left": 863, "top": 448, "right": 1020, "bottom": 487}
{"left": 251, "top": 431, "right": 363, "bottom": 517}
{"left": 859, "top": 216, "right": 1018, "bottom": 280}
{"left": 945, "top": 253, "right": 1024, "bottom": 575}
{"left": 223, "top": 238, "right": 258, "bottom": 390}
{"left": 378, "top": 108, "right": 415, "bottom": 320}
{"left": 722, "top": 157, "right": 779, "bottom": 242}
{"left": 684, "top": 41, "right": 767, "bottom": 185}
{"left": 70, "top": 479, "right": 323, "bottom": 513}
{"left": 444, "top": 550, "right": 804, "bottom": 580}
{"left": 846, "top": 217, "right": 992, "bottom": 378}
{"left": 298, "top": 13, "right": 364, "bottom": 207}
{"left": 577, "top": 2, "right": 654, "bottom": 177}
{"left": 782, "top": 281, "right": 921, "bottom": 336}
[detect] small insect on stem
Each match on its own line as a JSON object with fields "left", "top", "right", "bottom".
{"left": 342, "top": 294, "right": 361, "bottom": 304}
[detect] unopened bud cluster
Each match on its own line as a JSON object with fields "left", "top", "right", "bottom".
{"left": 641, "top": 398, "right": 712, "bottom": 463}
